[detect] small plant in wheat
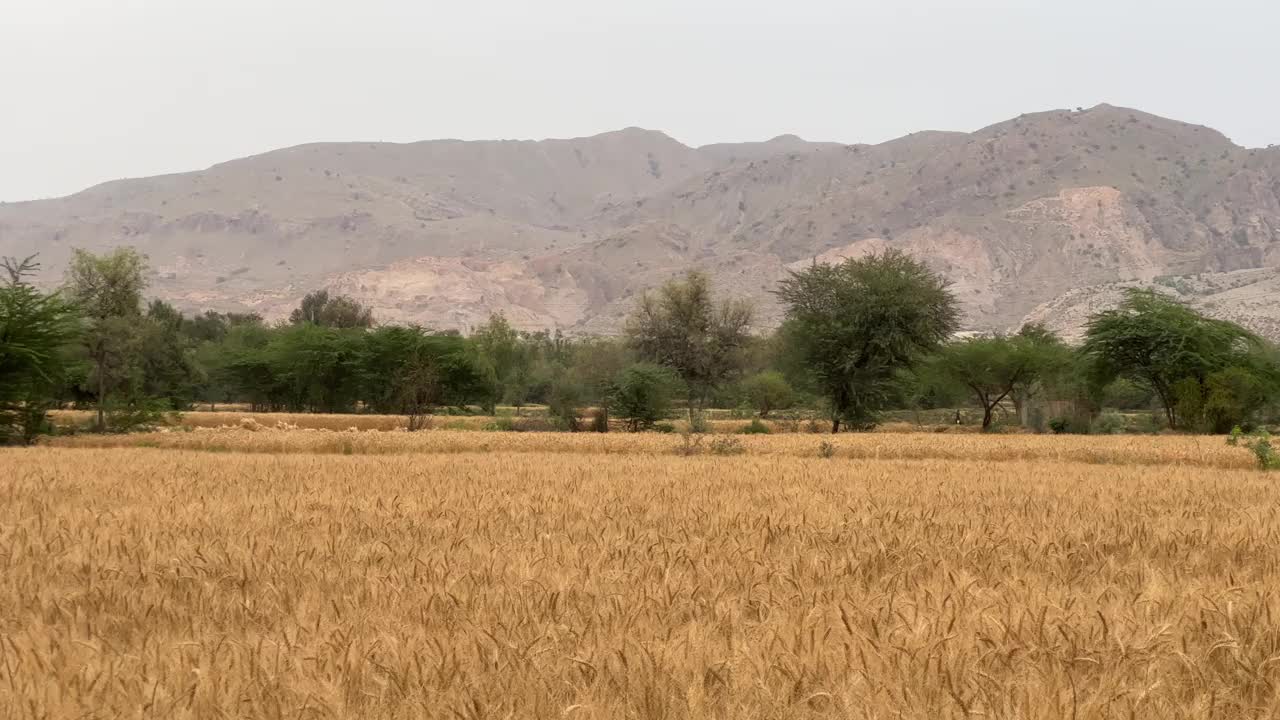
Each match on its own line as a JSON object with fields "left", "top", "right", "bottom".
{"left": 1228, "top": 426, "right": 1279, "bottom": 470}
{"left": 818, "top": 441, "right": 836, "bottom": 459}
{"left": 675, "top": 426, "right": 704, "bottom": 456}
{"left": 709, "top": 437, "right": 745, "bottom": 456}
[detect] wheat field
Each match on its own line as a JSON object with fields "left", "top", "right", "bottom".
{"left": 2, "top": 433, "right": 1279, "bottom": 718}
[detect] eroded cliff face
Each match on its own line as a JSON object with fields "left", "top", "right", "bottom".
{"left": 3, "top": 105, "right": 1279, "bottom": 336}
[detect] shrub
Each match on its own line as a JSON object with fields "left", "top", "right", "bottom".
{"left": 740, "top": 371, "right": 795, "bottom": 418}
{"left": 609, "top": 364, "right": 677, "bottom": 432}
{"left": 709, "top": 437, "right": 745, "bottom": 456}
{"left": 1228, "top": 427, "right": 1280, "bottom": 470}
{"left": 738, "top": 418, "right": 771, "bottom": 435}
{"left": 688, "top": 411, "right": 711, "bottom": 434}
{"left": 654, "top": 422, "right": 676, "bottom": 434}
{"left": 1091, "top": 411, "right": 1127, "bottom": 435}
{"left": 818, "top": 441, "right": 836, "bottom": 459}
{"left": 484, "top": 417, "right": 519, "bottom": 432}
{"left": 674, "top": 428, "right": 704, "bottom": 456}
{"left": 104, "top": 400, "right": 173, "bottom": 434}
{"left": 1048, "top": 417, "right": 1071, "bottom": 434}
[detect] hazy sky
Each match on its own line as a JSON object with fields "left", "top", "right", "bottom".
{"left": 2, "top": 0, "right": 1277, "bottom": 202}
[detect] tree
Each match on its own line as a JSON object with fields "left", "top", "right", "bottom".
{"left": 776, "top": 250, "right": 959, "bottom": 432}
{"left": 289, "top": 289, "right": 374, "bottom": 329}
{"left": 927, "top": 331, "right": 1072, "bottom": 430}
{"left": 1081, "top": 289, "right": 1271, "bottom": 430}
{"left": 138, "top": 300, "right": 205, "bottom": 410}
{"left": 470, "top": 314, "right": 529, "bottom": 413}
{"left": 64, "top": 248, "right": 148, "bottom": 431}
{"left": 625, "top": 271, "right": 753, "bottom": 411}
{"left": 609, "top": 363, "right": 679, "bottom": 431}
{"left": 393, "top": 333, "right": 488, "bottom": 429}
{"left": 740, "top": 371, "right": 794, "bottom": 418}
{"left": 0, "top": 256, "right": 80, "bottom": 444}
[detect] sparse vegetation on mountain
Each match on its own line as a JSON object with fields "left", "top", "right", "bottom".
{"left": 5, "top": 106, "right": 1279, "bottom": 339}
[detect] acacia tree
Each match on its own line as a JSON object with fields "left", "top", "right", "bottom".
{"left": 777, "top": 250, "right": 958, "bottom": 432}
{"left": 927, "top": 330, "right": 1072, "bottom": 430}
{"left": 0, "top": 256, "right": 80, "bottom": 443}
{"left": 625, "top": 271, "right": 753, "bottom": 413}
{"left": 64, "top": 248, "right": 148, "bottom": 431}
{"left": 289, "top": 289, "right": 374, "bottom": 329}
{"left": 1081, "top": 289, "right": 1271, "bottom": 430}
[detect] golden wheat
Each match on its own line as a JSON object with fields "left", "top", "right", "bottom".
{"left": 44, "top": 426, "right": 1252, "bottom": 470}
{"left": 2, "top": 436, "right": 1278, "bottom": 718}
{"left": 47, "top": 409, "right": 988, "bottom": 435}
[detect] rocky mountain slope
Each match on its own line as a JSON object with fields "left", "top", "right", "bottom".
{"left": 2, "top": 105, "right": 1278, "bottom": 337}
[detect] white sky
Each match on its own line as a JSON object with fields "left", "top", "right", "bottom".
{"left": 1, "top": 0, "right": 1277, "bottom": 202}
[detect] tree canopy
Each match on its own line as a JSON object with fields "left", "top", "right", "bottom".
{"left": 289, "top": 290, "right": 375, "bottom": 329}
{"left": 776, "top": 250, "right": 959, "bottom": 431}
{"left": 625, "top": 271, "right": 753, "bottom": 410}
{"left": 1082, "top": 289, "right": 1274, "bottom": 430}
{"left": 926, "top": 328, "right": 1073, "bottom": 430}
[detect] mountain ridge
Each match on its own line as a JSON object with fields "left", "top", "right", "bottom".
{"left": 2, "top": 104, "right": 1278, "bottom": 337}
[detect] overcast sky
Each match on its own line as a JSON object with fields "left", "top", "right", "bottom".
{"left": 1, "top": 0, "right": 1277, "bottom": 202}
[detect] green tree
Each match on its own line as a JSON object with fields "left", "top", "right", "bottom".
{"left": 626, "top": 271, "right": 753, "bottom": 411}
{"left": 740, "top": 371, "right": 794, "bottom": 418}
{"left": 267, "top": 324, "right": 364, "bottom": 413}
{"left": 470, "top": 314, "right": 526, "bottom": 413}
{"left": 64, "top": 248, "right": 148, "bottom": 431}
{"left": 1082, "top": 289, "right": 1271, "bottom": 430}
{"left": 289, "top": 289, "right": 374, "bottom": 329}
{"left": 776, "top": 250, "right": 959, "bottom": 432}
{"left": 609, "top": 363, "right": 679, "bottom": 431}
{"left": 138, "top": 300, "right": 204, "bottom": 410}
{"left": 0, "top": 256, "right": 80, "bottom": 444}
{"left": 927, "top": 331, "right": 1072, "bottom": 430}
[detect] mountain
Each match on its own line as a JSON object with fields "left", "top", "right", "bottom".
{"left": 2, "top": 105, "right": 1279, "bottom": 337}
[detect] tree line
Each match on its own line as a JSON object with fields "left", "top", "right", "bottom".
{"left": 3, "top": 246, "right": 1278, "bottom": 443}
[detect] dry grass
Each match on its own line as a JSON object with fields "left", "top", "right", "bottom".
{"left": 43, "top": 425, "right": 1253, "bottom": 470}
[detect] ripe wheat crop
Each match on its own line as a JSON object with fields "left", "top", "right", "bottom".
{"left": 2, "top": 437, "right": 1279, "bottom": 718}
{"left": 45, "top": 425, "right": 1252, "bottom": 470}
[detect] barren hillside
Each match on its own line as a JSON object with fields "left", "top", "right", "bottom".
{"left": 2, "top": 105, "right": 1278, "bottom": 336}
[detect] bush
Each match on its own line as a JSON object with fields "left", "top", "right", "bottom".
{"left": 1228, "top": 427, "right": 1280, "bottom": 470}
{"left": 709, "top": 437, "right": 745, "bottom": 456}
{"left": 737, "top": 418, "right": 771, "bottom": 435}
{"left": 1091, "top": 411, "right": 1127, "bottom": 435}
{"left": 674, "top": 428, "right": 704, "bottom": 456}
{"left": 484, "top": 417, "right": 519, "bottom": 432}
{"left": 609, "top": 364, "right": 677, "bottom": 432}
{"left": 740, "top": 371, "right": 795, "bottom": 418}
{"left": 1048, "top": 417, "right": 1071, "bottom": 434}
{"left": 688, "top": 411, "right": 711, "bottom": 434}
{"left": 104, "top": 399, "right": 173, "bottom": 434}
{"left": 818, "top": 441, "right": 836, "bottom": 459}
{"left": 654, "top": 422, "right": 676, "bottom": 434}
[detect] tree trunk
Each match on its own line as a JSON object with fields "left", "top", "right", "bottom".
{"left": 982, "top": 405, "right": 995, "bottom": 431}
{"left": 831, "top": 417, "right": 841, "bottom": 434}
{"left": 95, "top": 359, "right": 106, "bottom": 432}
